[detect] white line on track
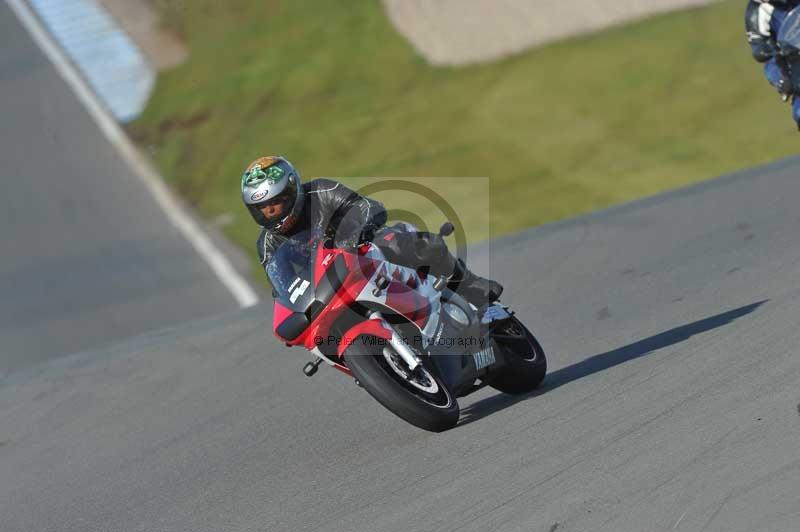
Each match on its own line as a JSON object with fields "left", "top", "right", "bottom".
{"left": 5, "top": 0, "right": 259, "bottom": 308}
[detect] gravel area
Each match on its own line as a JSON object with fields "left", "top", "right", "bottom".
{"left": 382, "top": 0, "right": 721, "bottom": 65}
{"left": 97, "top": 0, "right": 186, "bottom": 71}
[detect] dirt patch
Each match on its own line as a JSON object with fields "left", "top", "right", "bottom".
{"left": 382, "top": 0, "right": 720, "bottom": 66}
{"left": 96, "top": 0, "right": 187, "bottom": 71}
{"left": 158, "top": 110, "right": 210, "bottom": 135}
{"left": 127, "top": 110, "right": 208, "bottom": 147}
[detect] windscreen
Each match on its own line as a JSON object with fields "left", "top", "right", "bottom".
{"left": 778, "top": 8, "right": 800, "bottom": 51}
{"left": 266, "top": 230, "right": 319, "bottom": 302}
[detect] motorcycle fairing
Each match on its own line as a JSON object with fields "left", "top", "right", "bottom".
{"left": 336, "top": 319, "right": 393, "bottom": 357}
{"left": 779, "top": 6, "right": 800, "bottom": 52}
{"left": 272, "top": 233, "right": 456, "bottom": 363}
{"left": 353, "top": 244, "right": 443, "bottom": 347}
{"left": 274, "top": 251, "right": 350, "bottom": 341}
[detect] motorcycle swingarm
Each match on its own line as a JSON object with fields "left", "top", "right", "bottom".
{"left": 455, "top": 379, "right": 492, "bottom": 398}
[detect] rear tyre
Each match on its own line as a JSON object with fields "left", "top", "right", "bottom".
{"left": 344, "top": 335, "right": 460, "bottom": 432}
{"left": 488, "top": 318, "right": 547, "bottom": 395}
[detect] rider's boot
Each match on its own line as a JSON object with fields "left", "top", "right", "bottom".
{"left": 778, "top": 79, "right": 791, "bottom": 102}
{"left": 446, "top": 258, "right": 503, "bottom": 307}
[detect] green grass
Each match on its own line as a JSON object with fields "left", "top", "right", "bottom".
{"left": 131, "top": 0, "right": 798, "bottom": 283}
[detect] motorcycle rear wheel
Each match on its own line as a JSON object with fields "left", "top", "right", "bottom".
{"left": 345, "top": 335, "right": 460, "bottom": 432}
{"left": 488, "top": 317, "right": 547, "bottom": 395}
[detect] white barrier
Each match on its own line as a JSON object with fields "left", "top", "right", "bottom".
{"left": 27, "top": 0, "right": 154, "bottom": 122}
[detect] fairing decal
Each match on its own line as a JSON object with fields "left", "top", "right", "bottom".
{"left": 385, "top": 283, "right": 430, "bottom": 329}
{"left": 354, "top": 256, "right": 443, "bottom": 347}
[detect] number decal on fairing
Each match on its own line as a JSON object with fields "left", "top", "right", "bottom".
{"left": 290, "top": 280, "right": 311, "bottom": 303}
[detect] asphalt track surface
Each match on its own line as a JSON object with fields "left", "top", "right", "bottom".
{"left": 2, "top": 155, "right": 799, "bottom": 531}
{"left": 0, "top": 3, "right": 238, "bottom": 374}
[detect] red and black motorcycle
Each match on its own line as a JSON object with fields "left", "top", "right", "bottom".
{"left": 268, "top": 224, "right": 547, "bottom": 432}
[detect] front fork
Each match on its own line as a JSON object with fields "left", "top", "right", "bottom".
{"left": 353, "top": 311, "right": 484, "bottom": 397}
{"left": 367, "top": 311, "right": 423, "bottom": 371}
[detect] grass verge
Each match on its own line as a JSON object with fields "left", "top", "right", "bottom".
{"left": 131, "top": 0, "right": 797, "bottom": 284}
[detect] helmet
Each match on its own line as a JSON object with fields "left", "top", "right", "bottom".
{"left": 241, "top": 156, "right": 304, "bottom": 233}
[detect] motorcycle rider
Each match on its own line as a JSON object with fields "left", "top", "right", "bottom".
{"left": 746, "top": 0, "right": 800, "bottom": 128}
{"left": 241, "top": 155, "right": 503, "bottom": 306}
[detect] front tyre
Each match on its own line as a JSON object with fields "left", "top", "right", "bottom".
{"left": 344, "top": 336, "right": 460, "bottom": 432}
{"left": 488, "top": 318, "right": 547, "bottom": 395}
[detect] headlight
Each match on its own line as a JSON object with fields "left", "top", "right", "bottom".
{"left": 443, "top": 302, "right": 470, "bottom": 327}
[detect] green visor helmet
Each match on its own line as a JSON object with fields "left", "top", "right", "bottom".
{"left": 241, "top": 156, "right": 304, "bottom": 233}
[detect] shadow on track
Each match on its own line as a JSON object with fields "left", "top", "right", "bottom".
{"left": 459, "top": 300, "right": 768, "bottom": 426}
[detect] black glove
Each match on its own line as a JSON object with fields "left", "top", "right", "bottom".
{"left": 358, "top": 223, "right": 379, "bottom": 244}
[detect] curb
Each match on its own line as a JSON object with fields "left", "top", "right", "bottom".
{"left": 6, "top": 0, "right": 260, "bottom": 309}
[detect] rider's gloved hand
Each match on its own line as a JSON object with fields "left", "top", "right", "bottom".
{"left": 358, "top": 223, "right": 379, "bottom": 244}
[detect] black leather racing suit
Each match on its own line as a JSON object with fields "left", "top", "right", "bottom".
{"left": 257, "top": 178, "right": 502, "bottom": 304}
{"left": 257, "top": 178, "right": 386, "bottom": 268}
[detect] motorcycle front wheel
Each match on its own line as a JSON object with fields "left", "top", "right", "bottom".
{"left": 344, "top": 335, "right": 460, "bottom": 432}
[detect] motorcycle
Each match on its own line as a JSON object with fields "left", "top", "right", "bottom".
{"left": 267, "top": 223, "right": 547, "bottom": 432}
{"left": 775, "top": 6, "right": 800, "bottom": 100}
